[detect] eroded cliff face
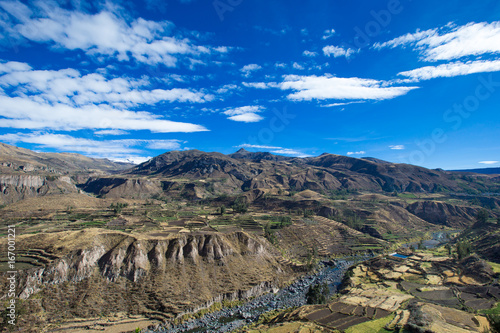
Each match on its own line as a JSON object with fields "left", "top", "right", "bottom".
{"left": 1, "top": 230, "right": 290, "bottom": 329}
{"left": 406, "top": 201, "right": 479, "bottom": 227}
{"left": 0, "top": 174, "right": 78, "bottom": 204}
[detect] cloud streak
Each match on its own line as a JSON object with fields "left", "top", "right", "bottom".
{"left": 280, "top": 74, "right": 418, "bottom": 101}
{"left": 398, "top": 59, "right": 500, "bottom": 81}
{"left": 374, "top": 21, "right": 500, "bottom": 61}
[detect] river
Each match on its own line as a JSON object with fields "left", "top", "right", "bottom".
{"left": 152, "top": 232, "right": 456, "bottom": 332}
{"left": 152, "top": 256, "right": 368, "bottom": 333}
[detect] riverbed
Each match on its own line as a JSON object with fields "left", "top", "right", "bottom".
{"left": 151, "top": 256, "right": 368, "bottom": 333}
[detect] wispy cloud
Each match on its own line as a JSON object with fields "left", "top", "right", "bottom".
{"left": 216, "top": 84, "right": 240, "bottom": 94}
{"left": 0, "top": 1, "right": 228, "bottom": 66}
{"left": 94, "top": 129, "right": 129, "bottom": 136}
{"left": 374, "top": 21, "right": 500, "bottom": 61}
{"left": 242, "top": 81, "right": 279, "bottom": 89}
{"left": 389, "top": 145, "right": 405, "bottom": 150}
{"left": 280, "top": 74, "right": 418, "bottom": 101}
{"left": 236, "top": 144, "right": 311, "bottom": 157}
{"left": 303, "top": 50, "right": 318, "bottom": 57}
{"left": 478, "top": 161, "right": 498, "bottom": 165}
{"left": 323, "top": 45, "right": 358, "bottom": 58}
{"left": 320, "top": 101, "right": 366, "bottom": 108}
{"left": 223, "top": 106, "right": 264, "bottom": 123}
{"left": 321, "top": 29, "right": 336, "bottom": 40}
{"left": 240, "top": 64, "right": 262, "bottom": 77}
{"left": 397, "top": 59, "right": 500, "bottom": 81}
{"left": 347, "top": 151, "right": 366, "bottom": 155}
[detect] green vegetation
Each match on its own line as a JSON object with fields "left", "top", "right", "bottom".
{"left": 475, "top": 208, "right": 490, "bottom": 225}
{"left": 487, "top": 261, "right": 500, "bottom": 274}
{"left": 264, "top": 223, "right": 277, "bottom": 245}
{"left": 345, "top": 314, "right": 395, "bottom": 333}
{"left": 257, "top": 215, "right": 292, "bottom": 229}
{"left": 232, "top": 197, "right": 248, "bottom": 213}
{"left": 487, "top": 313, "right": 500, "bottom": 333}
{"left": 109, "top": 202, "right": 128, "bottom": 215}
{"left": 456, "top": 240, "right": 473, "bottom": 259}
{"left": 306, "top": 282, "right": 329, "bottom": 304}
{"left": 341, "top": 209, "right": 365, "bottom": 230}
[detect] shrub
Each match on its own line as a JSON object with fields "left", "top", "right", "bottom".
{"left": 306, "top": 282, "right": 329, "bottom": 304}
{"left": 232, "top": 198, "right": 248, "bottom": 213}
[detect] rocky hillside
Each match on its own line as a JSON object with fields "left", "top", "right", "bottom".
{"left": 406, "top": 201, "right": 480, "bottom": 228}
{"left": 0, "top": 142, "right": 132, "bottom": 174}
{"left": 0, "top": 142, "right": 134, "bottom": 204}
{"left": 0, "top": 229, "right": 292, "bottom": 331}
{"left": 0, "top": 174, "right": 79, "bottom": 205}
{"left": 125, "top": 149, "right": 499, "bottom": 195}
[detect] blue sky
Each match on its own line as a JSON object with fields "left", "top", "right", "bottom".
{"left": 0, "top": 0, "right": 499, "bottom": 169}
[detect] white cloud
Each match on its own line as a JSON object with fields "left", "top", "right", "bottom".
{"left": 478, "top": 161, "right": 498, "bottom": 165}
{"left": 223, "top": 105, "right": 264, "bottom": 123}
{"left": 242, "top": 82, "right": 278, "bottom": 89}
{"left": 280, "top": 74, "right": 418, "bottom": 101}
{"left": 0, "top": 96, "right": 208, "bottom": 132}
{"left": 0, "top": 1, "right": 226, "bottom": 66}
{"left": 373, "top": 29, "right": 436, "bottom": 50}
{"left": 303, "top": 50, "right": 317, "bottom": 57}
{"left": 322, "top": 29, "right": 336, "bottom": 40}
{"left": 323, "top": 45, "right": 358, "bottom": 58}
{"left": 240, "top": 64, "right": 262, "bottom": 77}
{"left": 216, "top": 84, "right": 239, "bottom": 94}
{"left": 389, "top": 145, "right": 405, "bottom": 150}
{"left": 145, "top": 140, "right": 185, "bottom": 150}
{"left": 0, "top": 61, "right": 31, "bottom": 73}
{"left": 227, "top": 113, "right": 263, "bottom": 123}
{"left": 347, "top": 151, "right": 365, "bottom": 155}
{"left": 0, "top": 62, "right": 210, "bottom": 133}
{"left": 274, "top": 62, "right": 286, "bottom": 69}
{"left": 236, "top": 144, "right": 311, "bottom": 157}
{"left": 0, "top": 62, "right": 213, "bottom": 107}
{"left": 320, "top": 101, "right": 365, "bottom": 108}
{"left": 292, "top": 62, "right": 304, "bottom": 70}
{"left": 94, "top": 129, "right": 129, "bottom": 136}
{"left": 374, "top": 21, "right": 500, "bottom": 61}
{"left": 398, "top": 59, "right": 500, "bottom": 81}
{"left": 0, "top": 132, "right": 182, "bottom": 163}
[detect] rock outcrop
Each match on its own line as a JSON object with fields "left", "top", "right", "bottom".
{"left": 0, "top": 174, "right": 78, "bottom": 204}
{"left": 406, "top": 201, "right": 479, "bottom": 227}
{"left": 1, "top": 230, "right": 290, "bottom": 329}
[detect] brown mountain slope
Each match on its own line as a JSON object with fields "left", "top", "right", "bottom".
{"left": 0, "top": 142, "right": 132, "bottom": 174}
{"left": 123, "top": 149, "right": 499, "bottom": 195}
